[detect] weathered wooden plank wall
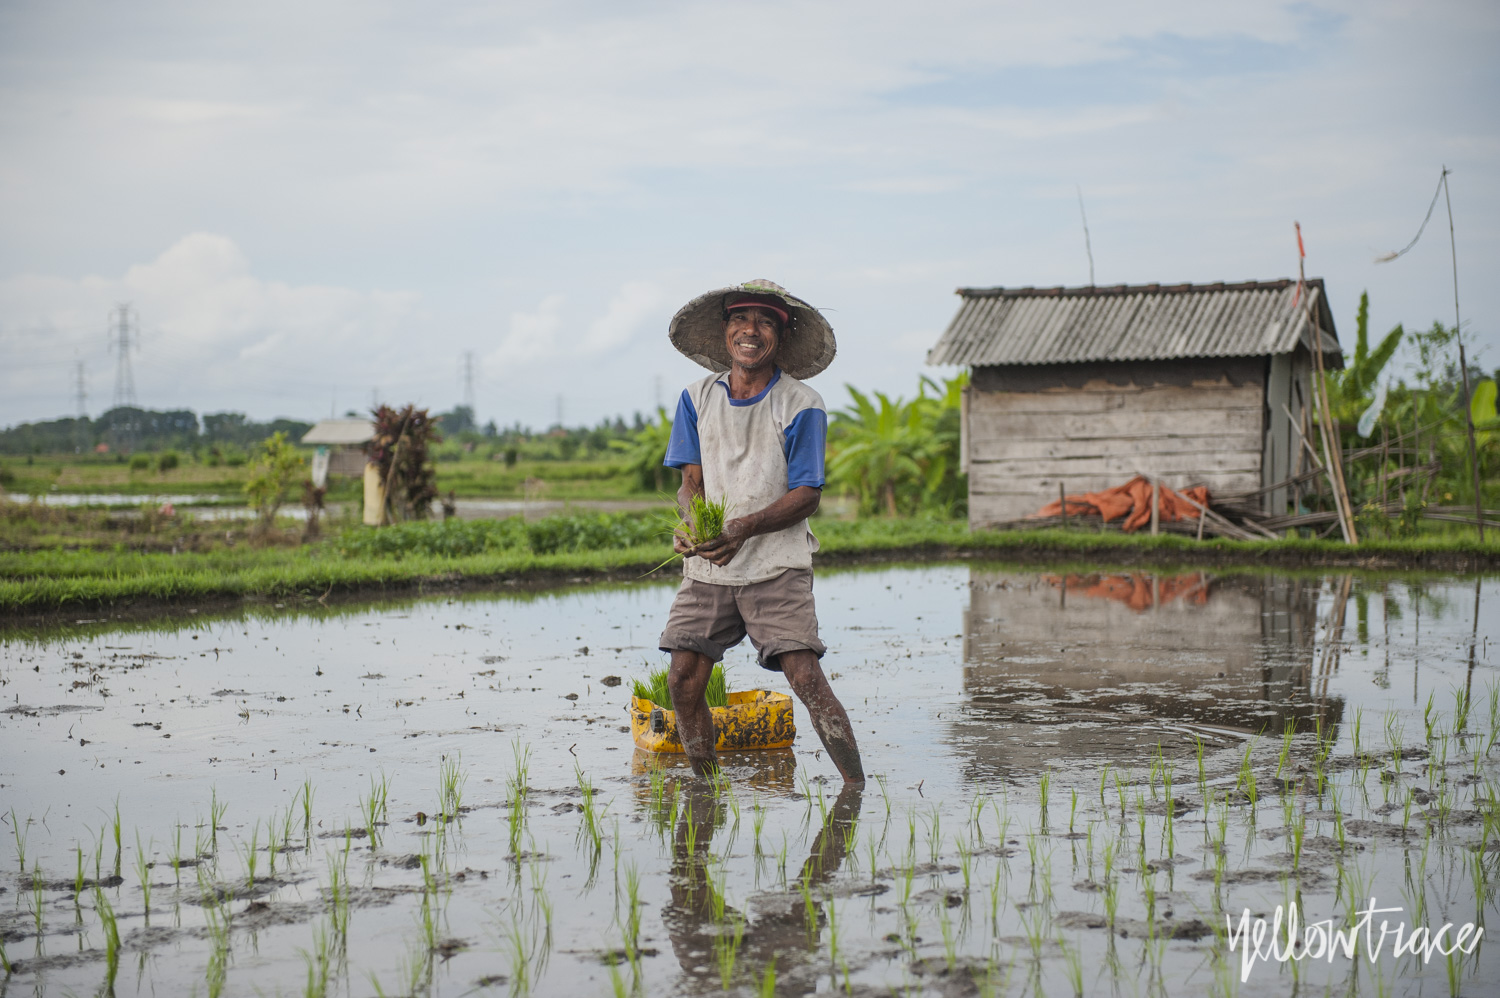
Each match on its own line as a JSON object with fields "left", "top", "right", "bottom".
{"left": 967, "top": 377, "right": 1264, "bottom": 526}
{"left": 328, "top": 449, "right": 368, "bottom": 477}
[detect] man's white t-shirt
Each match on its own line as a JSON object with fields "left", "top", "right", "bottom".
{"left": 663, "top": 368, "right": 827, "bottom": 586}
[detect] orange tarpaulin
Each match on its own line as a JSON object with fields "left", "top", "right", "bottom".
{"left": 1031, "top": 475, "right": 1210, "bottom": 533}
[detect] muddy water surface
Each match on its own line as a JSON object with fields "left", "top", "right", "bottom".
{"left": 1, "top": 564, "right": 1497, "bottom": 996}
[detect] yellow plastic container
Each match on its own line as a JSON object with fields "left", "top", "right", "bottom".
{"left": 629, "top": 690, "right": 796, "bottom": 754}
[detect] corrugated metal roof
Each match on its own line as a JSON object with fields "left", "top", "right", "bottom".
{"left": 301, "top": 419, "right": 375, "bottom": 446}
{"left": 926, "top": 279, "right": 1341, "bottom": 367}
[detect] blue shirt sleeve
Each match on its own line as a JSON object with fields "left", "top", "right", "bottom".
{"left": 783, "top": 407, "right": 826, "bottom": 489}
{"left": 662, "top": 389, "right": 700, "bottom": 469}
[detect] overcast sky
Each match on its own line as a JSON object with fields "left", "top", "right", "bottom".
{"left": 1, "top": 0, "right": 1496, "bottom": 431}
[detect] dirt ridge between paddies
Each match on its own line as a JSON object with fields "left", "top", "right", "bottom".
{"left": 4, "top": 523, "right": 1499, "bottom": 620}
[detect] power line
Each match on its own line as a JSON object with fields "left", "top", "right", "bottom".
{"left": 1375, "top": 171, "right": 1446, "bottom": 263}
{"left": 107, "top": 302, "right": 139, "bottom": 409}
{"left": 461, "top": 351, "right": 476, "bottom": 411}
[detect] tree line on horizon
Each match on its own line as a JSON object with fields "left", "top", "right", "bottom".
{"left": 0, "top": 407, "right": 316, "bottom": 457}
{"left": 0, "top": 402, "right": 670, "bottom": 462}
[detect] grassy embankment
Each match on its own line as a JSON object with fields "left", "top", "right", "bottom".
{"left": 3, "top": 499, "right": 1498, "bottom": 613}
{"left": 0, "top": 450, "right": 644, "bottom": 501}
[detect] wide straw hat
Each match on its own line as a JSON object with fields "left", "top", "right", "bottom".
{"left": 668, "top": 279, "right": 836, "bottom": 380}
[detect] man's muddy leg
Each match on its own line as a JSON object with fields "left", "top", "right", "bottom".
{"left": 668, "top": 650, "right": 720, "bottom": 777}
{"left": 779, "top": 650, "right": 864, "bottom": 785}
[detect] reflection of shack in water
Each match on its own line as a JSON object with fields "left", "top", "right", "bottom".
{"left": 954, "top": 569, "right": 1341, "bottom": 774}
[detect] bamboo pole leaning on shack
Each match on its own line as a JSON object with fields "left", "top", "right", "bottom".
{"left": 1171, "top": 487, "right": 1262, "bottom": 542}
{"left": 1295, "top": 222, "right": 1359, "bottom": 544}
{"left": 1312, "top": 317, "right": 1358, "bottom": 543}
{"left": 1283, "top": 404, "right": 1327, "bottom": 477}
{"left": 1311, "top": 348, "right": 1355, "bottom": 542}
{"left": 1239, "top": 515, "right": 1284, "bottom": 541}
{"left": 1290, "top": 396, "right": 1305, "bottom": 521}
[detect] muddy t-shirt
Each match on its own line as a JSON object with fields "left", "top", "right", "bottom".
{"left": 663, "top": 368, "right": 825, "bottom": 586}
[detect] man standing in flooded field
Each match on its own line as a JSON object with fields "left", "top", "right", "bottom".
{"left": 658, "top": 279, "right": 865, "bottom": 785}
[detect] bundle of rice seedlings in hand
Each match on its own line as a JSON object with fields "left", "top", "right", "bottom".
{"left": 642, "top": 494, "right": 731, "bottom": 577}
{"left": 676, "top": 494, "right": 729, "bottom": 547}
{"left": 631, "top": 662, "right": 730, "bottom": 709}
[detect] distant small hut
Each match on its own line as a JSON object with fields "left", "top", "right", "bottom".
{"left": 301, "top": 418, "right": 376, "bottom": 486}
{"left": 926, "top": 279, "right": 1342, "bottom": 527}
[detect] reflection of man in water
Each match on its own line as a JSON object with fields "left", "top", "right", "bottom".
{"left": 658, "top": 280, "right": 864, "bottom": 785}
{"left": 661, "top": 781, "right": 863, "bottom": 991}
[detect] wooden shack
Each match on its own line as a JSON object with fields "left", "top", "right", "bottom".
{"left": 301, "top": 418, "right": 375, "bottom": 485}
{"left": 926, "top": 279, "right": 1342, "bottom": 526}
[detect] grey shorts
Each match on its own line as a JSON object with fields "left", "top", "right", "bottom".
{"left": 658, "top": 568, "right": 825, "bottom": 672}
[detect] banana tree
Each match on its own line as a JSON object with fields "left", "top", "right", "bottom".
{"left": 828, "top": 387, "right": 932, "bottom": 516}
{"left": 1326, "top": 292, "right": 1404, "bottom": 434}
{"left": 827, "top": 372, "right": 968, "bottom": 516}
{"left": 916, "top": 371, "right": 968, "bottom": 514}
{"left": 609, "top": 407, "right": 678, "bottom": 492}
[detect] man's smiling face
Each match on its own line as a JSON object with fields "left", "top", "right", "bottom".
{"left": 723, "top": 306, "right": 781, "bottom": 372}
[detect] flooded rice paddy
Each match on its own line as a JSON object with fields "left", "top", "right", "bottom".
{"left": 1, "top": 563, "right": 1497, "bottom": 996}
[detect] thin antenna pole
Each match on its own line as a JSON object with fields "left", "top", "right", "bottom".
{"left": 73, "top": 357, "right": 88, "bottom": 453}
{"left": 74, "top": 358, "right": 87, "bottom": 417}
{"left": 1442, "top": 167, "right": 1484, "bottom": 542}
{"left": 1076, "top": 186, "right": 1095, "bottom": 286}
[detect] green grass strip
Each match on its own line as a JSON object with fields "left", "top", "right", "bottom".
{"left": 0, "top": 543, "right": 673, "bottom": 611}
{"left": 4, "top": 516, "right": 1498, "bottom": 612}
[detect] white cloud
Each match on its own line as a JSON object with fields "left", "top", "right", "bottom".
{"left": 485, "top": 294, "right": 566, "bottom": 367}
{"left": 479, "top": 283, "right": 662, "bottom": 376}
{"left": 581, "top": 282, "right": 663, "bottom": 355}
{"left": 134, "top": 98, "right": 277, "bottom": 126}
{"left": 0, "top": 0, "right": 1495, "bottom": 429}
{"left": 0, "top": 1, "right": 1344, "bottom": 227}
{"left": 0, "top": 233, "right": 419, "bottom": 420}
